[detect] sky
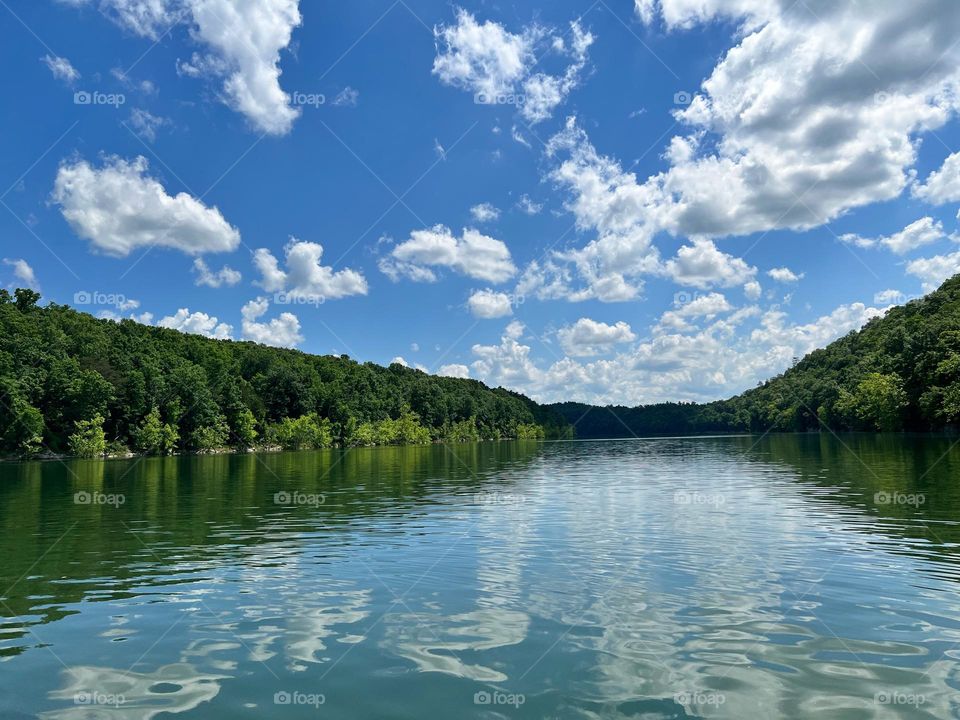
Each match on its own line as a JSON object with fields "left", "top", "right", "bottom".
{"left": 3, "top": 0, "right": 960, "bottom": 406}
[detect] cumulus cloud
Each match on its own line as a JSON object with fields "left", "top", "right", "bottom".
{"left": 52, "top": 156, "right": 240, "bottom": 256}
{"left": 906, "top": 250, "right": 960, "bottom": 292}
{"left": 379, "top": 225, "right": 516, "bottom": 284}
{"left": 469, "top": 300, "right": 885, "bottom": 405}
{"left": 744, "top": 280, "right": 762, "bottom": 301}
{"left": 557, "top": 318, "right": 636, "bottom": 357}
{"left": 914, "top": 151, "right": 960, "bottom": 205}
{"left": 254, "top": 239, "right": 368, "bottom": 300}
{"left": 767, "top": 267, "right": 804, "bottom": 283}
{"left": 665, "top": 238, "right": 756, "bottom": 289}
{"left": 841, "top": 217, "right": 950, "bottom": 255}
{"left": 470, "top": 202, "right": 500, "bottom": 223}
{"left": 192, "top": 258, "right": 241, "bottom": 287}
{"left": 468, "top": 289, "right": 513, "bottom": 318}
{"left": 533, "top": 1, "right": 960, "bottom": 300}
{"left": 41, "top": 54, "right": 80, "bottom": 83}
{"left": 438, "top": 363, "right": 470, "bottom": 378}
{"left": 240, "top": 296, "right": 303, "bottom": 347}
{"left": 658, "top": 291, "right": 733, "bottom": 332}
{"left": 67, "top": 0, "right": 302, "bottom": 134}
{"left": 158, "top": 307, "right": 233, "bottom": 339}
{"left": 432, "top": 9, "right": 593, "bottom": 124}
{"left": 3, "top": 258, "right": 38, "bottom": 289}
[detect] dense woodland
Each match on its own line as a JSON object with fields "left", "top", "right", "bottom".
{"left": 0, "top": 289, "right": 569, "bottom": 458}
{"left": 5, "top": 272, "right": 960, "bottom": 457}
{"left": 551, "top": 275, "right": 960, "bottom": 438}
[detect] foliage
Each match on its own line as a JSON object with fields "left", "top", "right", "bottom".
{"left": 67, "top": 414, "right": 107, "bottom": 457}
{"left": 132, "top": 407, "right": 179, "bottom": 455}
{"left": 0, "top": 291, "right": 564, "bottom": 456}
{"left": 267, "top": 413, "right": 333, "bottom": 450}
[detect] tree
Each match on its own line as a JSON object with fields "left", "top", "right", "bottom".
{"left": 132, "top": 407, "right": 179, "bottom": 455}
{"left": 68, "top": 414, "right": 107, "bottom": 457}
{"left": 834, "top": 373, "right": 907, "bottom": 431}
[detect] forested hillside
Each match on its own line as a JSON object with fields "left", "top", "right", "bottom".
{"left": 0, "top": 290, "right": 570, "bottom": 457}
{"left": 552, "top": 275, "right": 960, "bottom": 438}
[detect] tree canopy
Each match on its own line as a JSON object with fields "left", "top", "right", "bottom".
{"left": 0, "top": 289, "right": 568, "bottom": 457}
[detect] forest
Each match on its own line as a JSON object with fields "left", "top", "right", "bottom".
{"left": 0, "top": 289, "right": 569, "bottom": 458}
{"left": 551, "top": 274, "right": 960, "bottom": 438}
{"left": 6, "top": 272, "right": 960, "bottom": 457}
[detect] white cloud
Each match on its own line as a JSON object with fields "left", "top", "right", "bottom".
{"left": 254, "top": 239, "right": 368, "bottom": 300}
{"left": 193, "top": 258, "right": 241, "bottom": 287}
{"left": 333, "top": 86, "right": 359, "bottom": 107}
{"left": 658, "top": 291, "right": 733, "bottom": 332}
{"left": 767, "top": 267, "right": 803, "bottom": 283}
{"left": 379, "top": 225, "right": 516, "bottom": 284}
{"left": 467, "top": 289, "right": 513, "bottom": 318}
{"left": 470, "top": 203, "right": 500, "bottom": 223}
{"left": 432, "top": 10, "right": 593, "bottom": 124}
{"left": 874, "top": 288, "right": 908, "bottom": 305}
{"left": 914, "top": 151, "right": 960, "bottom": 205}
{"left": 390, "top": 356, "right": 408, "bottom": 367}
{"left": 240, "top": 296, "right": 303, "bottom": 347}
{"left": 67, "top": 0, "right": 302, "bottom": 135}
{"left": 537, "top": 0, "right": 960, "bottom": 300}
{"left": 517, "top": 194, "right": 543, "bottom": 215}
{"left": 52, "top": 156, "right": 240, "bottom": 257}
{"left": 469, "top": 300, "right": 885, "bottom": 405}
{"left": 41, "top": 54, "right": 79, "bottom": 83}
{"left": 840, "top": 217, "right": 949, "bottom": 254}
{"left": 906, "top": 250, "right": 960, "bottom": 292}
{"left": 744, "top": 280, "right": 762, "bottom": 301}
{"left": 128, "top": 108, "right": 167, "bottom": 142}
{"left": 438, "top": 363, "right": 470, "bottom": 379}
{"left": 665, "top": 238, "right": 756, "bottom": 289}
{"left": 158, "top": 307, "right": 233, "bottom": 339}
{"left": 3, "top": 258, "right": 38, "bottom": 289}
{"left": 557, "top": 318, "right": 636, "bottom": 357}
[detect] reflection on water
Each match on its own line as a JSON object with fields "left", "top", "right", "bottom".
{"left": 1, "top": 436, "right": 960, "bottom": 718}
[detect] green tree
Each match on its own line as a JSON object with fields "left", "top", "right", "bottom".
{"left": 132, "top": 407, "right": 179, "bottom": 455}
{"left": 68, "top": 414, "right": 107, "bottom": 457}
{"left": 834, "top": 372, "right": 907, "bottom": 431}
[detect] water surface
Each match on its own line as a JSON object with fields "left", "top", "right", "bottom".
{"left": 1, "top": 435, "right": 960, "bottom": 718}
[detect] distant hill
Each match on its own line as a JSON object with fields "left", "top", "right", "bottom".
{"left": 0, "top": 290, "right": 570, "bottom": 457}
{"left": 551, "top": 275, "right": 960, "bottom": 438}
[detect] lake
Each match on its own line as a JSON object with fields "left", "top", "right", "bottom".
{"left": 1, "top": 435, "right": 959, "bottom": 719}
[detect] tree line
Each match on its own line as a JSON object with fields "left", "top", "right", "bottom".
{"left": 0, "top": 289, "right": 568, "bottom": 458}
{"left": 551, "top": 274, "right": 960, "bottom": 438}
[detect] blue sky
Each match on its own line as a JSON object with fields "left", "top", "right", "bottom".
{"left": 3, "top": 0, "right": 960, "bottom": 405}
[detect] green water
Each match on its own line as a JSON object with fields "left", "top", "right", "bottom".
{"left": 2, "top": 435, "right": 960, "bottom": 718}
